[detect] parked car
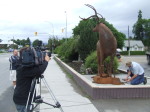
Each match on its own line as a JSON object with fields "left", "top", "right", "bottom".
{"left": 8, "top": 48, "right": 14, "bottom": 52}
{"left": 116, "top": 51, "right": 121, "bottom": 59}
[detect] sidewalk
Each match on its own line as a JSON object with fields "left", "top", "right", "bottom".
{"left": 39, "top": 57, "right": 99, "bottom": 112}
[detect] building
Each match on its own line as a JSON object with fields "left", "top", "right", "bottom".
{"left": 0, "top": 40, "right": 13, "bottom": 48}
{"left": 122, "top": 40, "right": 144, "bottom": 51}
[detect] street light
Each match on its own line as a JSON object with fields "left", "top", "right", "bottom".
{"left": 65, "top": 11, "right": 67, "bottom": 38}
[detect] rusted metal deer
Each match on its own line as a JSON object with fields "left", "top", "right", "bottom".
{"left": 80, "top": 4, "right": 117, "bottom": 77}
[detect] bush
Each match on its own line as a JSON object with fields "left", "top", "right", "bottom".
{"left": 104, "top": 56, "right": 119, "bottom": 73}
{"left": 54, "top": 36, "right": 79, "bottom": 62}
{"left": 85, "top": 51, "right": 98, "bottom": 73}
{"left": 85, "top": 51, "right": 119, "bottom": 74}
{"left": 121, "top": 51, "right": 146, "bottom": 55}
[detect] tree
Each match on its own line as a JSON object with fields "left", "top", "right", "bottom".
{"left": 12, "top": 38, "right": 31, "bottom": 47}
{"left": 48, "top": 37, "right": 60, "bottom": 52}
{"left": 133, "top": 10, "right": 150, "bottom": 47}
{"left": 32, "top": 39, "right": 42, "bottom": 47}
{"left": 0, "top": 39, "right": 2, "bottom": 43}
{"left": 133, "top": 10, "right": 144, "bottom": 40}
{"left": 73, "top": 19, "right": 99, "bottom": 60}
{"left": 26, "top": 37, "right": 31, "bottom": 46}
{"left": 138, "top": 10, "right": 142, "bottom": 20}
{"left": 142, "top": 19, "right": 150, "bottom": 47}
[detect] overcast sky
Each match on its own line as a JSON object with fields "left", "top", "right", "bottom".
{"left": 0, "top": 0, "right": 150, "bottom": 43}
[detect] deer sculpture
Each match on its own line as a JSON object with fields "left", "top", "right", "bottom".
{"left": 80, "top": 4, "right": 117, "bottom": 77}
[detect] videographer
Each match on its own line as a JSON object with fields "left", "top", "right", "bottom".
{"left": 13, "top": 47, "right": 50, "bottom": 112}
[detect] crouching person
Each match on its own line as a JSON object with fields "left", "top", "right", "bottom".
{"left": 125, "top": 61, "right": 147, "bottom": 85}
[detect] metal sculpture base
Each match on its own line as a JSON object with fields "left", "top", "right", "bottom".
{"left": 92, "top": 75, "right": 124, "bottom": 85}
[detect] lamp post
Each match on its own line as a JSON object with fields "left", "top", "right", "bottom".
{"left": 45, "top": 21, "right": 54, "bottom": 53}
{"left": 65, "top": 11, "right": 67, "bottom": 39}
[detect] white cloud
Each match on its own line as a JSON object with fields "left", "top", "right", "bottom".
{"left": 0, "top": 0, "right": 149, "bottom": 43}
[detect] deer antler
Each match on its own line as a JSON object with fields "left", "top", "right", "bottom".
{"left": 97, "top": 13, "right": 103, "bottom": 19}
{"left": 85, "top": 4, "right": 97, "bottom": 16}
{"left": 79, "top": 4, "right": 103, "bottom": 21}
{"left": 79, "top": 15, "right": 98, "bottom": 20}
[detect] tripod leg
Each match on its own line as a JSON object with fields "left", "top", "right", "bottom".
{"left": 41, "top": 77, "right": 64, "bottom": 112}
{"left": 25, "top": 78, "right": 36, "bottom": 112}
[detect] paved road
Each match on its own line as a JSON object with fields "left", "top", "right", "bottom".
{"left": 0, "top": 53, "right": 16, "bottom": 112}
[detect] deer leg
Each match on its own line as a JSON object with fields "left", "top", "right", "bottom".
{"left": 105, "top": 61, "right": 110, "bottom": 77}
{"left": 110, "top": 55, "right": 115, "bottom": 77}
{"left": 97, "top": 41, "right": 102, "bottom": 76}
{"left": 97, "top": 49, "right": 101, "bottom": 76}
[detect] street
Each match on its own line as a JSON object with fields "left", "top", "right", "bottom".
{"left": 0, "top": 53, "right": 16, "bottom": 112}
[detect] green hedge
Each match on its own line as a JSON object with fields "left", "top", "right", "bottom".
{"left": 121, "top": 51, "right": 146, "bottom": 55}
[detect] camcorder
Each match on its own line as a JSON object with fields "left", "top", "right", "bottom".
{"left": 21, "top": 40, "right": 51, "bottom": 67}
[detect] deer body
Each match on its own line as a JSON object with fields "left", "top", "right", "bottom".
{"left": 94, "top": 23, "right": 117, "bottom": 76}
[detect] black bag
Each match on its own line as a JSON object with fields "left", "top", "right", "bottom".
{"left": 21, "top": 48, "right": 35, "bottom": 67}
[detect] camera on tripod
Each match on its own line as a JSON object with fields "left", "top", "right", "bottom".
{"left": 20, "top": 41, "right": 64, "bottom": 112}
{"left": 21, "top": 40, "right": 51, "bottom": 68}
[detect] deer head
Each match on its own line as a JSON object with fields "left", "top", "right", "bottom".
{"left": 79, "top": 4, "right": 103, "bottom": 32}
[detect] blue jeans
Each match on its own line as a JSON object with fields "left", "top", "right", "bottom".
{"left": 127, "top": 70, "right": 144, "bottom": 85}
{"left": 130, "top": 74, "right": 144, "bottom": 85}
{"left": 15, "top": 104, "right": 30, "bottom": 112}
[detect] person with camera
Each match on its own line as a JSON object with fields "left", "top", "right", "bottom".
{"left": 9, "top": 49, "right": 20, "bottom": 89}
{"left": 13, "top": 47, "right": 50, "bottom": 112}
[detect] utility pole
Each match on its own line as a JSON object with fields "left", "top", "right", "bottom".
{"left": 128, "top": 26, "right": 130, "bottom": 56}
{"left": 13, "top": 36, "right": 14, "bottom": 49}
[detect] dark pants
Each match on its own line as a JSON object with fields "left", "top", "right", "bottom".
{"left": 127, "top": 70, "right": 144, "bottom": 85}
{"left": 15, "top": 104, "right": 30, "bottom": 112}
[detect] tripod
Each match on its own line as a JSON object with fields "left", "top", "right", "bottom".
{"left": 25, "top": 75, "right": 64, "bottom": 112}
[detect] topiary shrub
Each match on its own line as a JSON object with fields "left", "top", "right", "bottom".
{"left": 85, "top": 51, "right": 119, "bottom": 74}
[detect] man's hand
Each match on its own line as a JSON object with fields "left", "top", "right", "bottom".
{"left": 126, "top": 78, "right": 131, "bottom": 82}
{"left": 45, "top": 55, "right": 50, "bottom": 62}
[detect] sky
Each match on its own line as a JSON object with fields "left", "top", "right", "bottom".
{"left": 0, "top": 0, "right": 150, "bottom": 43}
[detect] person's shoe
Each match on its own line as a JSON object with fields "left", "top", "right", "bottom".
{"left": 143, "top": 77, "right": 147, "bottom": 85}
